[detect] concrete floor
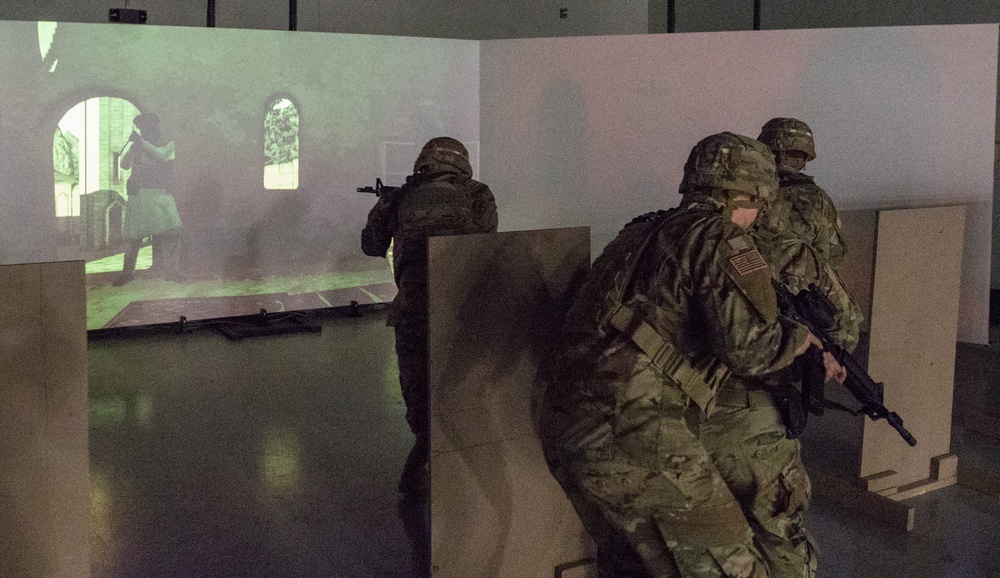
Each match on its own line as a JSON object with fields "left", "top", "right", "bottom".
{"left": 87, "top": 308, "right": 1000, "bottom": 577}
{"left": 87, "top": 307, "right": 424, "bottom": 578}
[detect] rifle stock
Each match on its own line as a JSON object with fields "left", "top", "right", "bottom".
{"left": 773, "top": 280, "right": 918, "bottom": 447}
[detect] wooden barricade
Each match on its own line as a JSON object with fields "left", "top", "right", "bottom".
{"left": 803, "top": 206, "right": 965, "bottom": 530}
{"left": 0, "top": 261, "right": 89, "bottom": 577}
{"left": 428, "top": 227, "right": 596, "bottom": 578}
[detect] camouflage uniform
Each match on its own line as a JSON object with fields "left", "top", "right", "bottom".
{"left": 541, "top": 133, "right": 817, "bottom": 578}
{"left": 751, "top": 118, "right": 861, "bottom": 352}
{"left": 362, "top": 137, "right": 497, "bottom": 492}
{"left": 754, "top": 170, "right": 844, "bottom": 270}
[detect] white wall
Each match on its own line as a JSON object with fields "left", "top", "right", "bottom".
{"left": 2, "top": 2, "right": 999, "bottom": 315}
{"left": 480, "top": 25, "right": 998, "bottom": 343}
{"left": 658, "top": 2, "right": 1000, "bottom": 291}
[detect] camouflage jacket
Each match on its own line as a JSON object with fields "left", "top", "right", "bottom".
{"left": 752, "top": 169, "right": 845, "bottom": 270}
{"left": 751, "top": 170, "right": 861, "bottom": 350}
{"left": 361, "top": 163, "right": 497, "bottom": 325}
{"left": 541, "top": 201, "right": 808, "bottom": 464}
{"left": 566, "top": 200, "right": 808, "bottom": 380}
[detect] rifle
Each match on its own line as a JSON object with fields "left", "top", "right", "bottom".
{"left": 773, "top": 280, "right": 918, "bottom": 447}
{"left": 356, "top": 177, "right": 399, "bottom": 198}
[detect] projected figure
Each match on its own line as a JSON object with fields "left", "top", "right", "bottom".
{"left": 750, "top": 118, "right": 862, "bottom": 351}
{"left": 540, "top": 133, "right": 845, "bottom": 578}
{"left": 113, "top": 113, "right": 182, "bottom": 286}
{"left": 361, "top": 138, "right": 497, "bottom": 498}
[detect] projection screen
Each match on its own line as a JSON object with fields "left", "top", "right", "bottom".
{"left": 480, "top": 24, "right": 998, "bottom": 344}
{"left": 1, "top": 21, "right": 996, "bottom": 342}
{"left": 0, "top": 21, "right": 479, "bottom": 330}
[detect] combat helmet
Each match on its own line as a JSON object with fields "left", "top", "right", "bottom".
{"left": 757, "top": 117, "right": 816, "bottom": 161}
{"left": 678, "top": 132, "right": 778, "bottom": 203}
{"left": 414, "top": 137, "right": 472, "bottom": 176}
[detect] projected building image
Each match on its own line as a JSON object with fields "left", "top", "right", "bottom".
{"left": 0, "top": 21, "right": 480, "bottom": 330}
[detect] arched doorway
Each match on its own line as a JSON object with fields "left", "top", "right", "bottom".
{"left": 53, "top": 97, "right": 140, "bottom": 269}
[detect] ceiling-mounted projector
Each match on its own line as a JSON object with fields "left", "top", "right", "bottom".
{"left": 109, "top": 8, "right": 148, "bottom": 24}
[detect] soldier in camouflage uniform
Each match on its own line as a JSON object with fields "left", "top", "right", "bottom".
{"left": 362, "top": 137, "right": 498, "bottom": 495}
{"left": 750, "top": 118, "right": 861, "bottom": 351}
{"left": 540, "top": 132, "right": 845, "bottom": 578}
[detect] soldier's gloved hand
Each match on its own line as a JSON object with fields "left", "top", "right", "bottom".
{"left": 795, "top": 332, "right": 847, "bottom": 383}
{"left": 795, "top": 331, "right": 825, "bottom": 356}
{"left": 822, "top": 350, "right": 847, "bottom": 384}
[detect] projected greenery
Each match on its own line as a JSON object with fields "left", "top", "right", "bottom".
{"left": 264, "top": 98, "right": 300, "bottom": 189}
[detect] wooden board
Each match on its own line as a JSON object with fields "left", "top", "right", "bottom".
{"left": 428, "top": 227, "right": 595, "bottom": 578}
{"left": 837, "top": 209, "right": 878, "bottom": 330}
{"left": 862, "top": 206, "right": 965, "bottom": 495}
{"left": 0, "top": 261, "right": 89, "bottom": 578}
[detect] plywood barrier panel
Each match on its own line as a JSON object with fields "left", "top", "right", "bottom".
{"left": 862, "top": 206, "right": 964, "bottom": 485}
{"left": 428, "top": 227, "right": 593, "bottom": 578}
{"left": 837, "top": 209, "right": 879, "bottom": 329}
{"left": 0, "top": 261, "right": 89, "bottom": 578}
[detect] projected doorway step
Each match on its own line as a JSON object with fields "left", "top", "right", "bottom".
{"left": 102, "top": 283, "right": 398, "bottom": 329}
{"left": 103, "top": 293, "right": 306, "bottom": 328}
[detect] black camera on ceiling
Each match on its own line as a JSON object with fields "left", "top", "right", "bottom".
{"left": 109, "top": 8, "right": 148, "bottom": 24}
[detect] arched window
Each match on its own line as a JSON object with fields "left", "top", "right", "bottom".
{"left": 54, "top": 97, "right": 139, "bottom": 249}
{"left": 264, "top": 98, "right": 299, "bottom": 189}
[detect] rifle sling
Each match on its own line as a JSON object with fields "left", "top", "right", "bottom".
{"left": 607, "top": 303, "right": 730, "bottom": 414}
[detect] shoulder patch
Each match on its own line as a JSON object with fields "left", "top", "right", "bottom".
{"left": 727, "top": 236, "right": 749, "bottom": 252}
{"left": 730, "top": 249, "right": 768, "bottom": 276}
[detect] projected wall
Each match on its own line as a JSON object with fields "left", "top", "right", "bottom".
{"left": 480, "top": 25, "right": 998, "bottom": 343}
{"left": 0, "top": 21, "right": 479, "bottom": 329}
{"left": 1, "top": 20, "right": 996, "bottom": 340}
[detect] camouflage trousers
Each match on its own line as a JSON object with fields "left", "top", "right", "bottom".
{"left": 548, "top": 376, "right": 816, "bottom": 577}
{"left": 394, "top": 321, "right": 429, "bottom": 444}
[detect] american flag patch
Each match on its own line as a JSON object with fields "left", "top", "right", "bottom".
{"left": 730, "top": 249, "right": 768, "bottom": 276}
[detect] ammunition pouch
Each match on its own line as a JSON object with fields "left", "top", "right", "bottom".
{"left": 607, "top": 304, "right": 730, "bottom": 414}
{"left": 714, "top": 388, "right": 777, "bottom": 409}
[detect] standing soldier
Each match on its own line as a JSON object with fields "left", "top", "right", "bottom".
{"left": 752, "top": 117, "right": 862, "bottom": 351}
{"left": 362, "top": 137, "right": 498, "bottom": 496}
{"left": 540, "top": 132, "right": 844, "bottom": 578}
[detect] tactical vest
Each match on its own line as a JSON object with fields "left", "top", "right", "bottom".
{"left": 394, "top": 172, "right": 484, "bottom": 239}
{"left": 388, "top": 171, "right": 490, "bottom": 325}
{"left": 563, "top": 209, "right": 731, "bottom": 413}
